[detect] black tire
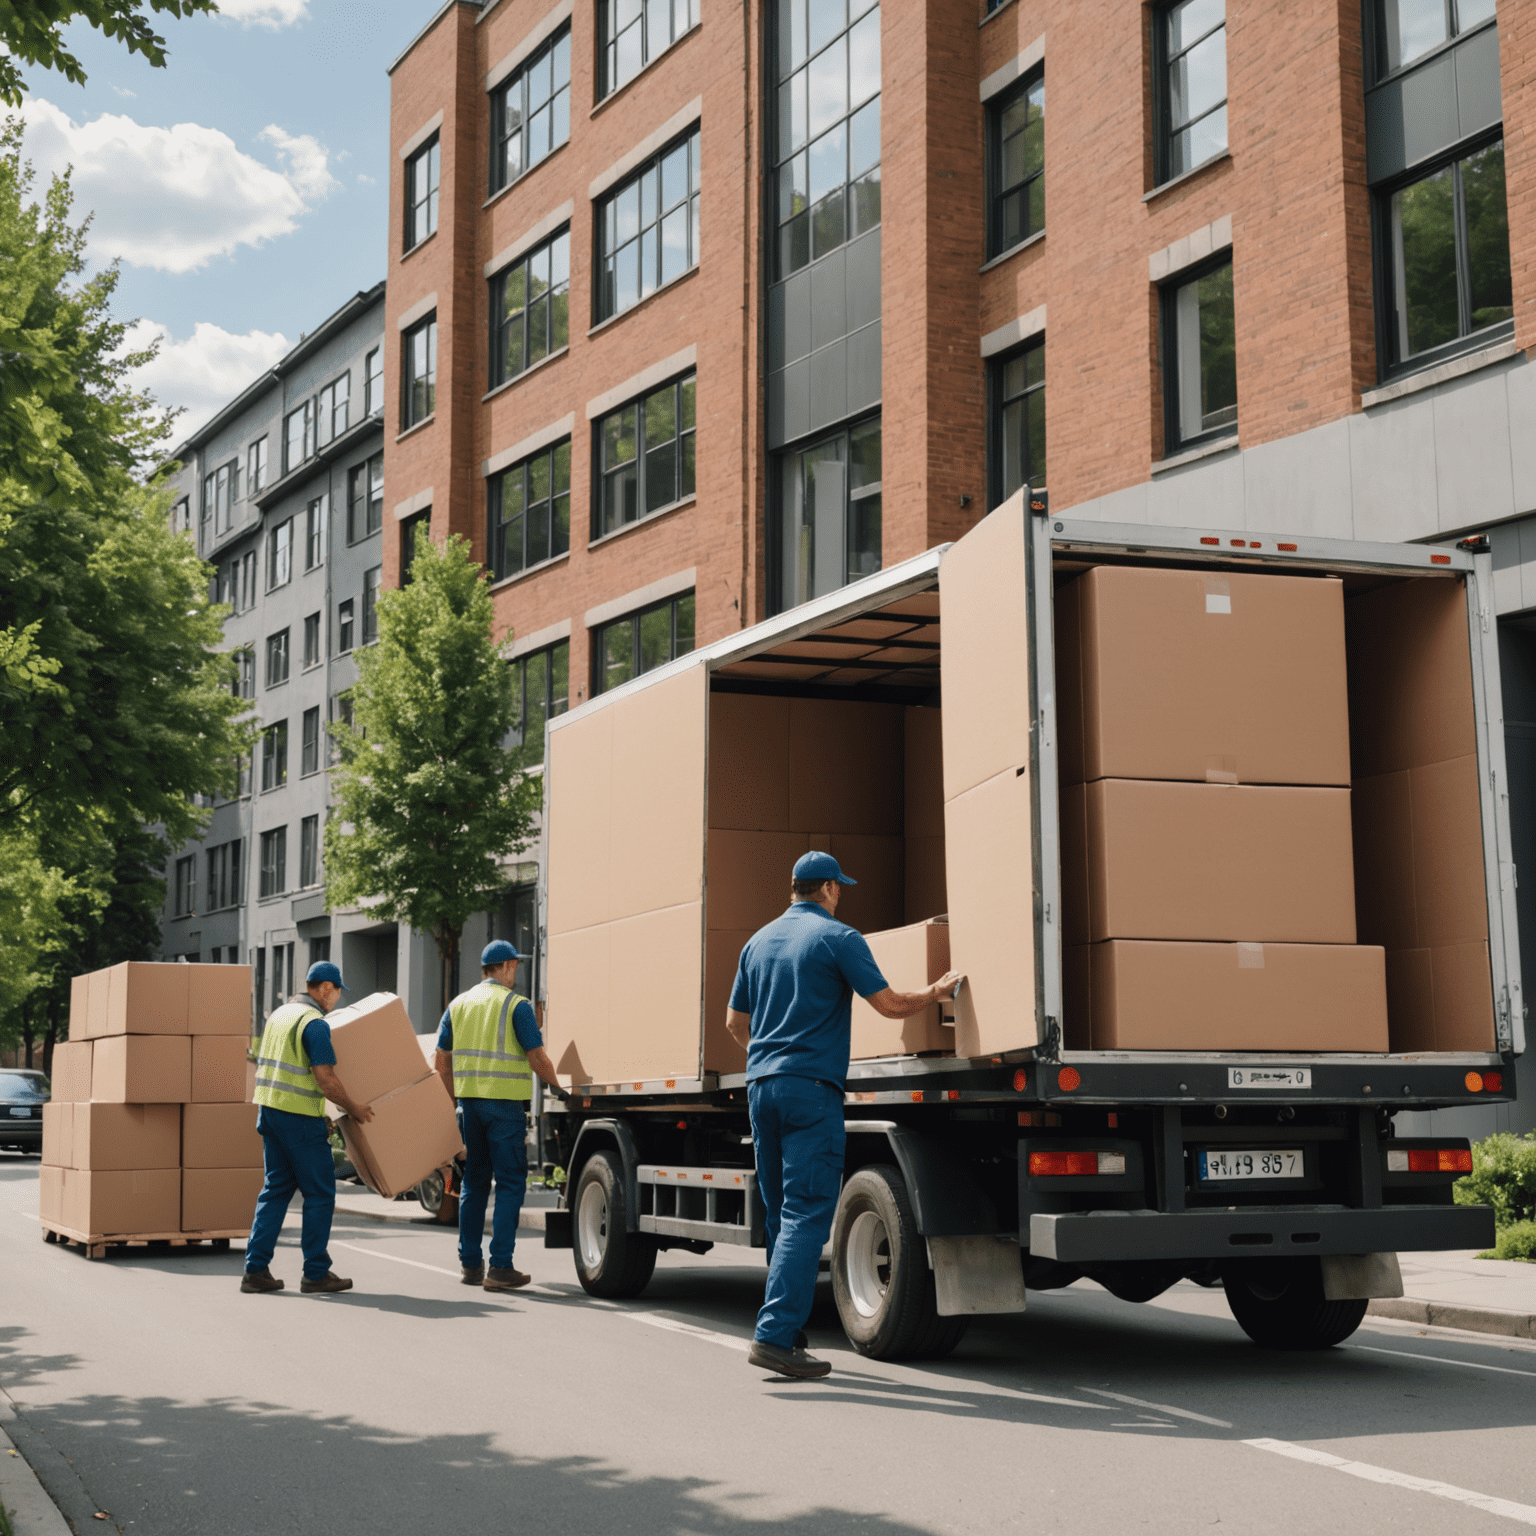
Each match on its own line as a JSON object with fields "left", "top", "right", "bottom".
{"left": 831, "top": 1164, "right": 969, "bottom": 1361}
{"left": 212, "top": 1238, "right": 231, "bottom": 1253}
{"left": 416, "top": 1167, "right": 447, "bottom": 1216}
{"left": 572, "top": 1150, "right": 657, "bottom": 1299}
{"left": 1223, "top": 1259, "right": 1369, "bottom": 1350}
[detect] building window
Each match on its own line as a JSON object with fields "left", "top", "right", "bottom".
{"left": 1375, "top": 0, "right": 1496, "bottom": 78}
{"left": 205, "top": 839, "right": 243, "bottom": 911}
{"left": 270, "top": 941, "right": 293, "bottom": 1008}
{"left": 253, "top": 947, "right": 265, "bottom": 1017}
{"left": 509, "top": 640, "right": 569, "bottom": 763}
{"left": 337, "top": 599, "right": 355, "bottom": 654}
{"left": 301, "top": 706, "right": 321, "bottom": 776}
{"left": 302, "top": 612, "right": 321, "bottom": 670}
{"left": 773, "top": 417, "right": 881, "bottom": 613}
{"left": 988, "top": 73, "right": 1043, "bottom": 257}
{"left": 232, "top": 647, "right": 256, "bottom": 699}
{"left": 308, "top": 937, "right": 330, "bottom": 967}
{"left": 773, "top": 0, "right": 880, "bottom": 279}
{"left": 304, "top": 494, "right": 327, "bottom": 571}
{"left": 261, "top": 720, "right": 288, "bottom": 791}
{"left": 348, "top": 453, "right": 384, "bottom": 543}
{"left": 1157, "top": 0, "right": 1227, "bottom": 183}
{"left": 283, "top": 400, "right": 313, "bottom": 475}
{"left": 491, "top": 230, "right": 570, "bottom": 388}
{"left": 248, "top": 436, "right": 269, "bottom": 494}
{"left": 1382, "top": 138, "right": 1511, "bottom": 369}
{"left": 365, "top": 347, "right": 383, "bottom": 416}
{"left": 592, "top": 591, "right": 695, "bottom": 696}
{"left": 1163, "top": 256, "right": 1237, "bottom": 453}
{"left": 268, "top": 518, "right": 293, "bottom": 590}
{"left": 598, "top": 0, "right": 699, "bottom": 99}
{"left": 596, "top": 127, "right": 700, "bottom": 322}
{"left": 317, "top": 374, "right": 349, "bottom": 448}
{"left": 203, "top": 460, "right": 238, "bottom": 537}
{"left": 174, "top": 498, "right": 191, "bottom": 535}
{"left": 265, "top": 629, "right": 290, "bottom": 688}
{"left": 403, "top": 316, "right": 437, "bottom": 428}
{"left": 490, "top": 441, "right": 570, "bottom": 580}
{"left": 235, "top": 754, "right": 252, "bottom": 798}
{"left": 491, "top": 25, "right": 571, "bottom": 191}
{"left": 362, "top": 566, "right": 382, "bottom": 644}
{"left": 405, "top": 135, "right": 440, "bottom": 252}
{"left": 332, "top": 691, "right": 354, "bottom": 764}
{"left": 259, "top": 828, "right": 288, "bottom": 899}
{"left": 399, "top": 514, "right": 430, "bottom": 587}
{"left": 992, "top": 338, "right": 1045, "bottom": 507}
{"left": 173, "top": 855, "right": 196, "bottom": 917}
{"left": 299, "top": 815, "right": 320, "bottom": 888}
{"left": 594, "top": 373, "right": 695, "bottom": 538}
{"left": 241, "top": 550, "right": 257, "bottom": 610}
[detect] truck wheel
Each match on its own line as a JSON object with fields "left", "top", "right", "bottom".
{"left": 1223, "top": 1259, "right": 1368, "bottom": 1349}
{"left": 573, "top": 1150, "right": 656, "bottom": 1299}
{"left": 832, "top": 1165, "right": 969, "bottom": 1361}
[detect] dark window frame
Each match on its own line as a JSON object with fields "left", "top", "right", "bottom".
{"left": 347, "top": 452, "right": 384, "bottom": 544}
{"left": 337, "top": 599, "right": 355, "bottom": 655}
{"left": 302, "top": 612, "right": 322, "bottom": 670}
{"left": 508, "top": 639, "right": 570, "bottom": 763}
{"left": 402, "top": 315, "right": 438, "bottom": 428}
{"left": 173, "top": 855, "right": 196, "bottom": 918}
{"left": 1367, "top": 0, "right": 1497, "bottom": 83}
{"left": 299, "top": 814, "right": 320, "bottom": 887}
{"left": 490, "top": 24, "right": 572, "bottom": 193}
{"left": 597, "top": 0, "right": 700, "bottom": 102}
{"left": 988, "top": 335, "right": 1046, "bottom": 510}
{"left": 258, "top": 827, "right": 287, "bottom": 899}
{"left": 490, "top": 228, "right": 571, "bottom": 389}
{"left": 265, "top": 628, "right": 290, "bottom": 689}
{"left": 592, "top": 372, "right": 697, "bottom": 540}
{"left": 591, "top": 590, "right": 697, "bottom": 697}
{"left": 489, "top": 440, "right": 571, "bottom": 581}
{"left": 304, "top": 493, "right": 327, "bottom": 571}
{"left": 404, "top": 135, "right": 440, "bottom": 253}
{"left": 260, "top": 720, "right": 288, "bottom": 792}
{"left": 205, "top": 838, "right": 242, "bottom": 912}
{"left": 267, "top": 518, "right": 294, "bottom": 591}
{"left": 283, "top": 399, "right": 313, "bottom": 475}
{"left": 986, "top": 70, "right": 1044, "bottom": 259}
{"left": 301, "top": 706, "right": 321, "bottom": 777}
{"left": 594, "top": 127, "right": 701, "bottom": 323}
{"left": 1153, "top": 0, "right": 1229, "bottom": 187}
{"left": 365, "top": 348, "right": 383, "bottom": 416}
{"left": 362, "top": 566, "right": 383, "bottom": 644}
{"left": 247, "top": 436, "right": 268, "bottom": 493}
{"left": 1159, "top": 250, "right": 1239, "bottom": 456}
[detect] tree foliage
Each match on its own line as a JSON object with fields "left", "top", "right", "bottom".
{"left": 324, "top": 528, "right": 539, "bottom": 1006}
{"left": 1456, "top": 1133, "right": 1536, "bottom": 1229}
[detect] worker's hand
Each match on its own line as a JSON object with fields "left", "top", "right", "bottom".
{"left": 932, "top": 971, "right": 964, "bottom": 1002}
{"left": 350, "top": 1102, "right": 376, "bottom": 1125}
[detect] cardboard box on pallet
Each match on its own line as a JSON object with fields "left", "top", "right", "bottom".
{"left": 182, "top": 1103, "right": 261, "bottom": 1168}
{"left": 182, "top": 1167, "right": 262, "bottom": 1231}
{"left": 331, "top": 1072, "right": 462, "bottom": 1199}
{"left": 50, "top": 1041, "right": 92, "bottom": 1102}
{"left": 41, "top": 1103, "right": 74, "bottom": 1167}
{"left": 850, "top": 919, "right": 954, "bottom": 1058}
{"left": 66, "top": 1167, "right": 180, "bottom": 1236}
{"left": 103, "top": 962, "right": 191, "bottom": 1036}
{"left": 73, "top": 1104, "right": 180, "bottom": 1170}
{"left": 187, "top": 965, "right": 252, "bottom": 1035}
{"left": 39, "top": 1164, "right": 65, "bottom": 1225}
{"left": 191, "top": 1035, "right": 251, "bottom": 1102}
{"left": 90, "top": 1035, "right": 191, "bottom": 1102}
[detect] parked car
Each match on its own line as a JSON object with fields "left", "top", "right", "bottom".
{"left": 0, "top": 1069, "right": 49, "bottom": 1155}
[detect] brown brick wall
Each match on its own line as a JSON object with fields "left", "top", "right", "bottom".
{"left": 1504, "top": 0, "right": 1536, "bottom": 354}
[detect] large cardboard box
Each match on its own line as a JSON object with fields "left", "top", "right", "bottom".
{"left": 188, "top": 965, "right": 253, "bottom": 1035}
{"left": 182, "top": 1103, "right": 262, "bottom": 1168}
{"left": 1055, "top": 566, "right": 1350, "bottom": 787}
{"left": 41, "top": 1102, "right": 74, "bottom": 1167}
{"left": 67, "top": 970, "right": 110, "bottom": 1042}
{"left": 50, "top": 1041, "right": 92, "bottom": 1102}
{"left": 191, "top": 1035, "right": 251, "bottom": 1103}
{"left": 90, "top": 1035, "right": 191, "bottom": 1103}
{"left": 39, "top": 1163, "right": 65, "bottom": 1225}
{"left": 1063, "top": 939, "right": 1389, "bottom": 1052}
{"left": 323, "top": 993, "right": 430, "bottom": 1106}
{"left": 103, "top": 962, "right": 191, "bottom": 1036}
{"left": 1059, "top": 780, "right": 1357, "bottom": 945}
{"left": 181, "top": 1167, "right": 262, "bottom": 1232}
{"left": 65, "top": 1167, "right": 180, "bottom": 1236}
{"left": 73, "top": 1104, "right": 180, "bottom": 1170}
{"left": 332, "top": 1073, "right": 462, "bottom": 1199}
{"left": 851, "top": 920, "right": 953, "bottom": 1058}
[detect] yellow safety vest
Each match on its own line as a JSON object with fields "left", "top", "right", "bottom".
{"left": 448, "top": 981, "right": 533, "bottom": 1101}
{"left": 251, "top": 1002, "right": 327, "bottom": 1117}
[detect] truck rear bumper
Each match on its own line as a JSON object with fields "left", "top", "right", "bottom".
{"left": 1030, "top": 1204, "right": 1494, "bottom": 1264}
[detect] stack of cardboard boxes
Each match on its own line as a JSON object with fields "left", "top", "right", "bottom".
{"left": 40, "top": 964, "right": 262, "bottom": 1238}
{"left": 1057, "top": 566, "right": 1390, "bottom": 1051}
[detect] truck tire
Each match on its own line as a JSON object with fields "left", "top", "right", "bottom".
{"left": 1223, "top": 1259, "right": 1368, "bottom": 1350}
{"left": 832, "top": 1164, "right": 969, "bottom": 1361}
{"left": 573, "top": 1150, "right": 657, "bottom": 1299}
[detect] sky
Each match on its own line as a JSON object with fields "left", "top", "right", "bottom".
{"left": 17, "top": 0, "right": 440, "bottom": 437}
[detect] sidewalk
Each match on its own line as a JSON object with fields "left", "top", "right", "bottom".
{"left": 1370, "top": 1249, "right": 1536, "bottom": 1340}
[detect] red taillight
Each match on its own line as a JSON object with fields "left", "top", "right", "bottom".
{"left": 1484, "top": 1072, "right": 1503, "bottom": 1093}
{"left": 1465, "top": 1071, "right": 1484, "bottom": 1092}
{"left": 1440, "top": 1148, "right": 1473, "bottom": 1172}
{"left": 1013, "top": 1069, "right": 1028, "bottom": 1092}
{"left": 1431, "top": 553, "right": 1451, "bottom": 564}
{"left": 1277, "top": 542, "right": 1298, "bottom": 551}
{"left": 1029, "top": 1150, "right": 1127, "bottom": 1177}
{"left": 1058, "top": 1067, "right": 1081, "bottom": 1092}
{"left": 1200, "top": 536, "right": 1220, "bottom": 545}
{"left": 1406, "top": 1149, "right": 1438, "bottom": 1173}
{"left": 1399, "top": 1148, "right": 1473, "bottom": 1173}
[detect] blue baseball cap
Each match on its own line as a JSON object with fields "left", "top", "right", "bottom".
{"left": 481, "top": 939, "right": 524, "bottom": 967}
{"left": 793, "top": 850, "right": 857, "bottom": 886}
{"left": 306, "top": 961, "right": 349, "bottom": 990}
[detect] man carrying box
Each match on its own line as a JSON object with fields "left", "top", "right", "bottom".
{"left": 435, "top": 940, "right": 567, "bottom": 1292}
{"left": 242, "top": 961, "right": 375, "bottom": 1295}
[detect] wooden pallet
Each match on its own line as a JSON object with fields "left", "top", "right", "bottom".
{"left": 41, "top": 1221, "right": 244, "bottom": 1260}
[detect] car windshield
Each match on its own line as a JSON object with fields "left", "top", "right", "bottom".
{"left": 0, "top": 1071, "right": 49, "bottom": 1101}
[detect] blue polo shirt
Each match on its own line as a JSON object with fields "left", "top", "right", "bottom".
{"left": 301, "top": 1019, "right": 336, "bottom": 1067}
{"left": 729, "top": 902, "right": 888, "bottom": 1089}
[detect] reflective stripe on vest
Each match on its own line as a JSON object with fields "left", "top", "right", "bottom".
{"left": 448, "top": 982, "right": 533, "bottom": 1100}
{"left": 251, "top": 1002, "right": 327, "bottom": 1116}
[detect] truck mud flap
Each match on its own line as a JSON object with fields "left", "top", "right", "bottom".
{"left": 544, "top": 1209, "right": 573, "bottom": 1249}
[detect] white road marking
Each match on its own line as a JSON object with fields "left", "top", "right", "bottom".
{"left": 1349, "top": 1344, "right": 1536, "bottom": 1380}
{"left": 630, "top": 1314, "right": 750, "bottom": 1352}
{"left": 1079, "top": 1388, "right": 1231, "bottom": 1427}
{"left": 330, "top": 1240, "right": 461, "bottom": 1279}
{"left": 1245, "top": 1439, "right": 1536, "bottom": 1527}
{"left": 1112, "top": 1422, "right": 1176, "bottom": 1429}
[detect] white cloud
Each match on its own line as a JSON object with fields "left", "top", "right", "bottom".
{"left": 215, "top": 0, "right": 311, "bottom": 24}
{"left": 123, "top": 320, "right": 291, "bottom": 437}
{"left": 20, "top": 99, "right": 336, "bottom": 274}
{"left": 112, "top": 85, "right": 136, "bottom": 99}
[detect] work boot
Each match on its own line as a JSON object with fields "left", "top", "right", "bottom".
{"left": 748, "top": 1340, "right": 832, "bottom": 1379}
{"left": 240, "top": 1268, "right": 284, "bottom": 1294}
{"left": 461, "top": 1264, "right": 485, "bottom": 1286}
{"left": 299, "top": 1272, "right": 354, "bottom": 1294}
{"left": 483, "top": 1266, "right": 531, "bottom": 1292}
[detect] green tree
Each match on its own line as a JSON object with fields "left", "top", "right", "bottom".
{"left": 0, "top": 826, "right": 72, "bottom": 1043}
{"left": 0, "top": 1, "right": 218, "bottom": 107}
{"left": 325, "top": 528, "right": 539, "bottom": 1011}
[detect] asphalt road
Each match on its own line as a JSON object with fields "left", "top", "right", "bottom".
{"left": 3, "top": 1155, "right": 1535, "bottom": 1536}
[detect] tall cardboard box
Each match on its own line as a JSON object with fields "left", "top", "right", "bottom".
{"left": 50, "top": 1041, "right": 93, "bottom": 1102}
{"left": 333, "top": 1073, "right": 462, "bottom": 1199}
{"left": 182, "top": 1167, "right": 262, "bottom": 1231}
{"left": 69, "top": 1168, "right": 180, "bottom": 1236}
{"left": 41, "top": 1102, "right": 75, "bottom": 1167}
{"left": 102, "top": 962, "right": 191, "bottom": 1036}
{"left": 182, "top": 1103, "right": 262, "bottom": 1168}
{"left": 850, "top": 920, "right": 953, "bottom": 1058}
{"left": 39, "top": 1164, "right": 66, "bottom": 1225}
{"left": 1055, "top": 566, "right": 1351, "bottom": 787}
{"left": 90, "top": 1035, "right": 191, "bottom": 1103}
{"left": 67, "top": 970, "right": 110, "bottom": 1042}
{"left": 73, "top": 1104, "right": 180, "bottom": 1170}
{"left": 188, "top": 964, "right": 252, "bottom": 1035}
{"left": 323, "top": 993, "right": 432, "bottom": 1106}
{"left": 191, "top": 1035, "right": 251, "bottom": 1102}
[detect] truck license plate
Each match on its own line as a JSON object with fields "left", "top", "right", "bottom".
{"left": 1197, "top": 1149, "right": 1302, "bottom": 1181}
{"left": 1228, "top": 1068, "right": 1311, "bottom": 1089}
{"left": 9, "top": 1106, "right": 31, "bottom": 1117}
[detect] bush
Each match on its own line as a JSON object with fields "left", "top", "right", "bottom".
{"left": 1486, "top": 1221, "right": 1536, "bottom": 1262}
{"left": 1454, "top": 1133, "right": 1536, "bottom": 1227}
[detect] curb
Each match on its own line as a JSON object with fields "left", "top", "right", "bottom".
{"left": 1368, "top": 1296, "right": 1536, "bottom": 1340}
{"left": 0, "top": 1408, "right": 73, "bottom": 1536}
{"left": 333, "top": 1196, "right": 555, "bottom": 1233}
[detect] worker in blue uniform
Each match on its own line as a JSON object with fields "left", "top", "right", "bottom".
{"left": 726, "top": 851, "right": 962, "bottom": 1378}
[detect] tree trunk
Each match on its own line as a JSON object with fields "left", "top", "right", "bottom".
{"left": 437, "top": 925, "right": 461, "bottom": 1016}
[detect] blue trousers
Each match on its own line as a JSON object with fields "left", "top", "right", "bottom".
{"left": 457, "top": 1097, "right": 528, "bottom": 1271}
{"left": 247, "top": 1107, "right": 336, "bottom": 1281}
{"left": 749, "top": 1075, "right": 846, "bottom": 1348}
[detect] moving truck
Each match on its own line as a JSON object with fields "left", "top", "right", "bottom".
{"left": 536, "top": 495, "right": 1520, "bottom": 1357}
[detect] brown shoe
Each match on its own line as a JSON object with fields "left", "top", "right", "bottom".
{"left": 461, "top": 1264, "right": 485, "bottom": 1286}
{"left": 299, "top": 1272, "right": 354, "bottom": 1294}
{"left": 240, "top": 1268, "right": 284, "bottom": 1294}
{"left": 483, "top": 1266, "right": 531, "bottom": 1292}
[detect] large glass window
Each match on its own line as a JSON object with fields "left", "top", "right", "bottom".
{"left": 594, "top": 374, "right": 696, "bottom": 538}
{"left": 596, "top": 127, "right": 700, "bottom": 322}
{"left": 598, "top": 0, "right": 699, "bottom": 99}
{"left": 593, "top": 592, "right": 695, "bottom": 696}
{"left": 301, "top": 707, "right": 321, "bottom": 777}
{"left": 1385, "top": 139, "right": 1511, "bottom": 366}
{"left": 299, "top": 815, "right": 320, "bottom": 888}
{"left": 403, "top": 316, "right": 437, "bottom": 428}
{"left": 283, "top": 400, "right": 313, "bottom": 474}
{"left": 261, "top": 720, "right": 288, "bottom": 791}
{"left": 259, "top": 827, "right": 287, "bottom": 898}
{"left": 317, "top": 374, "right": 349, "bottom": 448}
{"left": 993, "top": 339, "right": 1045, "bottom": 506}
{"left": 303, "top": 612, "right": 321, "bottom": 670}
{"left": 774, "top": 418, "right": 881, "bottom": 612}
{"left": 988, "top": 73, "right": 1043, "bottom": 257}
{"left": 348, "top": 452, "right": 384, "bottom": 543}
{"left": 267, "top": 518, "right": 293, "bottom": 591}
{"left": 232, "top": 647, "right": 255, "bottom": 699}
{"left": 405, "top": 136, "right": 440, "bottom": 252}
{"left": 203, "top": 460, "right": 238, "bottom": 537}
{"left": 491, "top": 26, "right": 571, "bottom": 190}
{"left": 1159, "top": 0, "right": 1227, "bottom": 182}
{"left": 265, "top": 628, "right": 290, "bottom": 688}
{"left": 173, "top": 855, "right": 196, "bottom": 918}
{"left": 773, "top": 0, "right": 880, "bottom": 279}
{"left": 489, "top": 440, "right": 571, "bottom": 580}
{"left": 247, "top": 437, "right": 268, "bottom": 494}
{"left": 509, "top": 640, "right": 570, "bottom": 763}
{"left": 304, "top": 494, "right": 327, "bottom": 571}
{"left": 490, "top": 230, "right": 570, "bottom": 388}
{"left": 362, "top": 566, "right": 382, "bottom": 644}
{"left": 1164, "top": 258, "right": 1237, "bottom": 452}
{"left": 205, "top": 839, "right": 242, "bottom": 911}
{"left": 1375, "top": 0, "right": 1496, "bottom": 78}
{"left": 337, "top": 599, "right": 355, "bottom": 655}
{"left": 365, "top": 348, "right": 383, "bottom": 416}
